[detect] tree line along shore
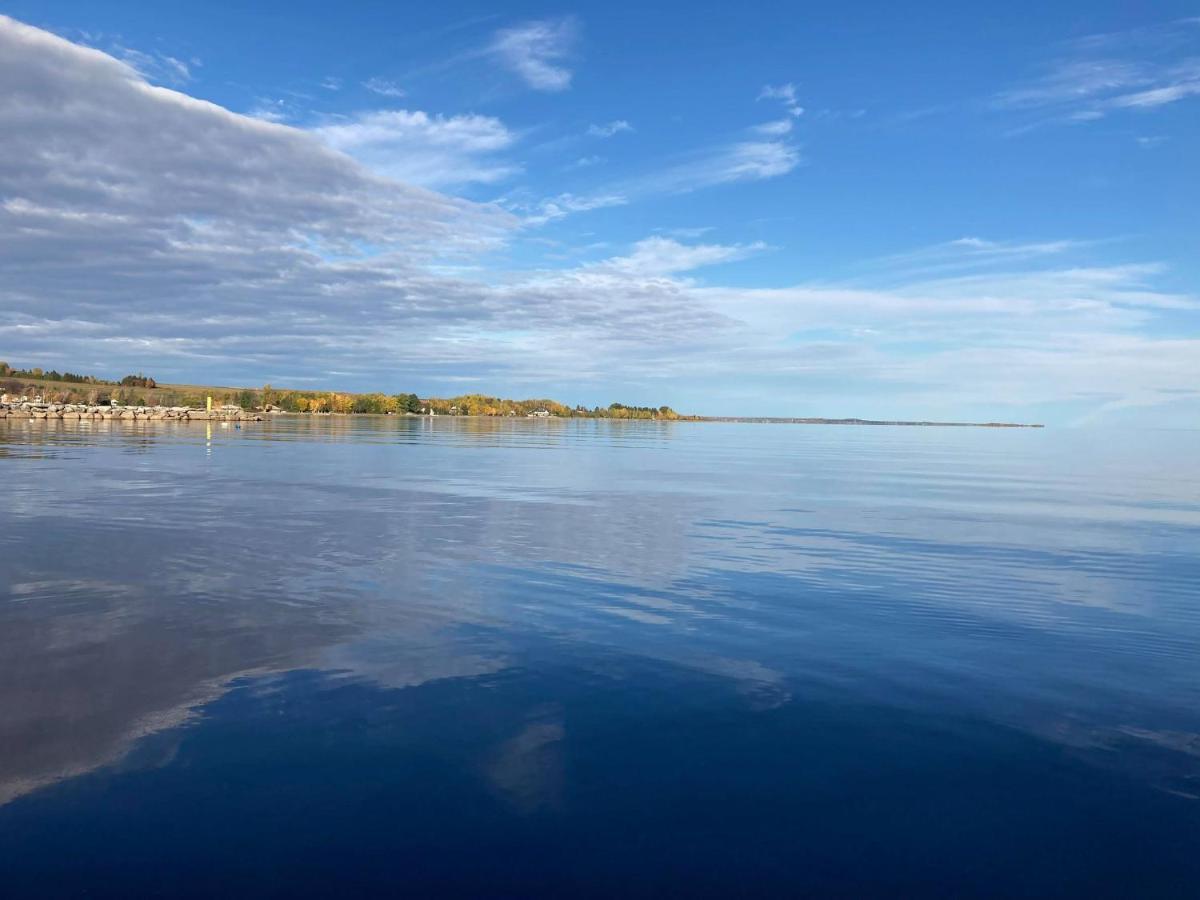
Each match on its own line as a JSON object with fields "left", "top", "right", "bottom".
{"left": 0, "top": 364, "right": 689, "bottom": 420}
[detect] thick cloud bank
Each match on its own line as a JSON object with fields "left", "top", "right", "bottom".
{"left": 0, "top": 17, "right": 729, "bottom": 388}
{"left": 0, "top": 17, "right": 514, "bottom": 374}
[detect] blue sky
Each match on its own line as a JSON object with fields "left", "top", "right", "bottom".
{"left": 1, "top": 2, "right": 1197, "bottom": 422}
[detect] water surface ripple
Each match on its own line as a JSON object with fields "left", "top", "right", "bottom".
{"left": 1, "top": 418, "right": 1198, "bottom": 896}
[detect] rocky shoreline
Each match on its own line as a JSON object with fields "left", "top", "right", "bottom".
{"left": 0, "top": 400, "right": 262, "bottom": 422}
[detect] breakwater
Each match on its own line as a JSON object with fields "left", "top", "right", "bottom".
{"left": 0, "top": 400, "right": 262, "bottom": 421}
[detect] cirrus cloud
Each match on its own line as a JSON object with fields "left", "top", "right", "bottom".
{"left": 314, "top": 109, "right": 519, "bottom": 188}
{"left": 490, "top": 18, "right": 578, "bottom": 92}
{"left": 993, "top": 20, "right": 1200, "bottom": 126}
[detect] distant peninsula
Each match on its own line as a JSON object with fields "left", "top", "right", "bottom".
{"left": 703, "top": 417, "right": 1044, "bottom": 428}
{"left": 0, "top": 362, "right": 1042, "bottom": 427}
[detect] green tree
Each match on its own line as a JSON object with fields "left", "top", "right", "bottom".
{"left": 395, "top": 393, "right": 422, "bottom": 413}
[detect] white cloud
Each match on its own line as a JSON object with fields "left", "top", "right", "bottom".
{"left": 594, "top": 237, "right": 766, "bottom": 276}
{"left": 993, "top": 23, "right": 1200, "bottom": 124}
{"left": 995, "top": 60, "right": 1144, "bottom": 110}
{"left": 753, "top": 118, "right": 794, "bottom": 136}
{"left": 609, "top": 86, "right": 803, "bottom": 193}
{"left": 114, "top": 46, "right": 193, "bottom": 85}
{"left": 0, "top": 14, "right": 515, "bottom": 370}
{"left": 685, "top": 259, "right": 1200, "bottom": 419}
{"left": 1108, "top": 77, "right": 1200, "bottom": 109}
{"left": 460, "top": 244, "right": 1199, "bottom": 421}
{"left": 314, "top": 109, "right": 518, "bottom": 188}
{"left": 587, "top": 120, "right": 632, "bottom": 138}
{"left": 637, "top": 140, "right": 800, "bottom": 194}
{"left": 363, "top": 77, "right": 405, "bottom": 98}
{"left": 536, "top": 92, "right": 798, "bottom": 215}
{"left": 321, "top": 76, "right": 343, "bottom": 91}
{"left": 247, "top": 98, "right": 291, "bottom": 123}
{"left": 0, "top": 19, "right": 734, "bottom": 385}
{"left": 490, "top": 18, "right": 577, "bottom": 92}
{"left": 865, "top": 237, "right": 1094, "bottom": 280}
{"left": 758, "top": 82, "right": 804, "bottom": 117}
{"left": 521, "top": 192, "right": 628, "bottom": 226}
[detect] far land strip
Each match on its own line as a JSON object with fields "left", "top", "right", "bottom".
{"left": 0, "top": 363, "right": 1043, "bottom": 428}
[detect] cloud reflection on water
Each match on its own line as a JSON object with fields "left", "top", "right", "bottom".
{"left": 1, "top": 416, "right": 1198, "bottom": 807}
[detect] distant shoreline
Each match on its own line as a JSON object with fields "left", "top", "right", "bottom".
{"left": 1, "top": 403, "right": 1043, "bottom": 429}
{"left": 1, "top": 370, "right": 1043, "bottom": 428}
{"left": 696, "top": 417, "right": 1044, "bottom": 428}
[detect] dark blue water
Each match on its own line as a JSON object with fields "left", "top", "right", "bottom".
{"left": 1, "top": 418, "right": 1198, "bottom": 897}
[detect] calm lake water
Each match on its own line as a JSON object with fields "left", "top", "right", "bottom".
{"left": 1, "top": 417, "right": 1198, "bottom": 897}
